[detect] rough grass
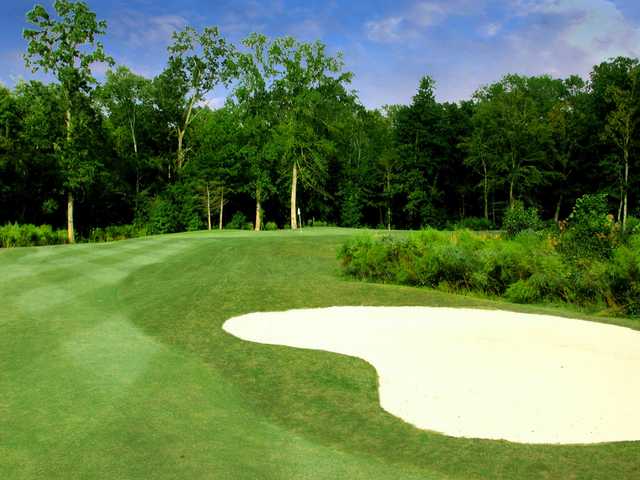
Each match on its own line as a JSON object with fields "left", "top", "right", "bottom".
{"left": 1, "top": 228, "right": 639, "bottom": 479}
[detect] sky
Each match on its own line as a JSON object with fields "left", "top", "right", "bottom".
{"left": 2, "top": 0, "right": 640, "bottom": 108}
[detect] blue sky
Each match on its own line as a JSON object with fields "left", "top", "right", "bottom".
{"left": 2, "top": 0, "right": 640, "bottom": 107}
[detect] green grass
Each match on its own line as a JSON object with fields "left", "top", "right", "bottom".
{"left": 1, "top": 227, "right": 639, "bottom": 479}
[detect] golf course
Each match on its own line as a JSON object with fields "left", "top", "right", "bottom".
{"left": 2, "top": 228, "right": 639, "bottom": 479}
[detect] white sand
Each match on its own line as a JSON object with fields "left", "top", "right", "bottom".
{"left": 223, "top": 306, "right": 640, "bottom": 444}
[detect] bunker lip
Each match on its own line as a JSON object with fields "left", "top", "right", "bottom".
{"left": 223, "top": 306, "right": 640, "bottom": 445}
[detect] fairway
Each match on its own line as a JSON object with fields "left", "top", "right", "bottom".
{"left": 2, "top": 229, "right": 639, "bottom": 479}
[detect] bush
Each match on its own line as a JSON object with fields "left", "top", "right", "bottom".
{"left": 0, "top": 223, "right": 67, "bottom": 248}
{"left": 449, "top": 217, "right": 496, "bottom": 231}
{"left": 226, "top": 212, "right": 253, "bottom": 230}
{"left": 502, "top": 201, "right": 542, "bottom": 238}
{"left": 89, "top": 224, "right": 146, "bottom": 243}
{"left": 338, "top": 227, "right": 638, "bottom": 317}
{"left": 147, "top": 197, "right": 179, "bottom": 235}
{"left": 264, "top": 221, "right": 278, "bottom": 231}
{"left": 559, "top": 193, "right": 614, "bottom": 260}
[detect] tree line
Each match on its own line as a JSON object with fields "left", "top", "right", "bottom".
{"left": 0, "top": 0, "right": 638, "bottom": 242}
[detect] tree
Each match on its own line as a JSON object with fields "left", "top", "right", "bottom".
{"left": 269, "top": 37, "right": 352, "bottom": 229}
{"left": 601, "top": 65, "right": 639, "bottom": 232}
{"left": 471, "top": 75, "right": 557, "bottom": 210}
{"left": 23, "top": 0, "right": 113, "bottom": 242}
{"left": 161, "top": 26, "right": 235, "bottom": 175}
{"left": 234, "top": 33, "right": 277, "bottom": 231}
{"left": 188, "top": 105, "right": 241, "bottom": 230}
{"left": 97, "top": 66, "right": 152, "bottom": 204}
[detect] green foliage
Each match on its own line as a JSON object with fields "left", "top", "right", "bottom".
{"left": 147, "top": 197, "right": 179, "bottom": 234}
{"left": 226, "top": 212, "right": 253, "bottom": 230}
{"left": 448, "top": 217, "right": 496, "bottom": 231}
{"left": 502, "top": 201, "right": 542, "bottom": 238}
{"left": 264, "top": 221, "right": 278, "bottom": 231}
{"left": 0, "top": 223, "right": 66, "bottom": 247}
{"left": 559, "top": 193, "right": 614, "bottom": 260}
{"left": 339, "top": 228, "right": 640, "bottom": 316}
{"left": 88, "top": 224, "right": 146, "bottom": 243}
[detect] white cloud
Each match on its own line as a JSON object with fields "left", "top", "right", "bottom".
{"left": 365, "top": 0, "right": 485, "bottom": 43}
{"left": 365, "top": 17, "right": 405, "bottom": 43}
{"left": 112, "top": 13, "right": 188, "bottom": 48}
{"left": 483, "top": 22, "right": 501, "bottom": 37}
{"left": 507, "top": 0, "right": 640, "bottom": 75}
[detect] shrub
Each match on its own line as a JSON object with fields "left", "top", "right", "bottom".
{"left": 0, "top": 223, "right": 67, "bottom": 248}
{"left": 147, "top": 197, "right": 179, "bottom": 234}
{"left": 264, "top": 221, "right": 278, "bottom": 231}
{"left": 338, "top": 227, "right": 638, "bottom": 316}
{"left": 559, "top": 193, "right": 614, "bottom": 260}
{"left": 502, "top": 201, "right": 542, "bottom": 238}
{"left": 89, "top": 224, "right": 146, "bottom": 243}
{"left": 449, "top": 217, "right": 496, "bottom": 231}
{"left": 227, "top": 212, "right": 252, "bottom": 230}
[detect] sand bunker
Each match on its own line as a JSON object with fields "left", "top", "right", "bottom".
{"left": 223, "top": 306, "right": 640, "bottom": 444}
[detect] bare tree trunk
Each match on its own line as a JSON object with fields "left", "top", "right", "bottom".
{"left": 206, "top": 183, "right": 211, "bottom": 231}
{"left": 219, "top": 186, "right": 224, "bottom": 230}
{"left": 386, "top": 169, "right": 392, "bottom": 231}
{"left": 65, "top": 107, "right": 75, "bottom": 244}
{"left": 290, "top": 162, "right": 298, "bottom": 230}
{"left": 618, "top": 185, "right": 623, "bottom": 223}
{"left": 255, "top": 186, "right": 262, "bottom": 231}
{"left": 67, "top": 191, "right": 75, "bottom": 244}
{"left": 509, "top": 179, "right": 515, "bottom": 208}
{"left": 482, "top": 160, "right": 489, "bottom": 220}
{"left": 554, "top": 194, "right": 563, "bottom": 223}
{"left": 623, "top": 152, "right": 629, "bottom": 232}
{"left": 177, "top": 129, "right": 185, "bottom": 171}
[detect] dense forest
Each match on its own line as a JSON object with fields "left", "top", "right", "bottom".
{"left": 1, "top": 0, "right": 639, "bottom": 242}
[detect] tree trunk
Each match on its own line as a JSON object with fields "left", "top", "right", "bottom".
{"left": 623, "top": 151, "right": 629, "bottom": 232}
{"left": 206, "top": 183, "right": 212, "bottom": 231}
{"left": 255, "top": 186, "right": 262, "bottom": 231}
{"left": 177, "top": 129, "right": 185, "bottom": 171}
{"left": 386, "top": 169, "right": 392, "bottom": 231}
{"left": 290, "top": 162, "right": 298, "bottom": 230}
{"left": 554, "top": 194, "right": 563, "bottom": 223}
{"left": 219, "top": 186, "right": 224, "bottom": 230}
{"left": 509, "top": 179, "right": 515, "bottom": 208}
{"left": 482, "top": 160, "right": 489, "bottom": 220}
{"left": 65, "top": 106, "right": 75, "bottom": 244}
{"left": 67, "top": 191, "right": 75, "bottom": 244}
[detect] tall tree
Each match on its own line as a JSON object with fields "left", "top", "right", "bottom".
{"left": 235, "top": 33, "right": 278, "bottom": 231}
{"left": 160, "top": 26, "right": 235, "bottom": 175}
{"left": 602, "top": 66, "right": 639, "bottom": 232}
{"left": 269, "top": 37, "right": 352, "bottom": 229}
{"left": 97, "top": 66, "right": 152, "bottom": 209}
{"left": 23, "top": 0, "right": 113, "bottom": 242}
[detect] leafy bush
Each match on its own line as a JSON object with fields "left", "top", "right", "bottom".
{"left": 89, "top": 224, "right": 146, "bottom": 243}
{"left": 448, "top": 217, "right": 496, "bottom": 231}
{"left": 226, "top": 212, "right": 252, "bottom": 230}
{"left": 338, "top": 228, "right": 639, "bottom": 316}
{"left": 559, "top": 193, "right": 614, "bottom": 260}
{"left": 0, "top": 223, "right": 66, "bottom": 247}
{"left": 502, "top": 201, "right": 542, "bottom": 238}
{"left": 147, "top": 197, "right": 179, "bottom": 234}
{"left": 264, "top": 221, "right": 278, "bottom": 231}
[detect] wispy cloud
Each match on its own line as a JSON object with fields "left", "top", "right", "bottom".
{"left": 111, "top": 12, "right": 188, "bottom": 47}
{"left": 365, "top": 17, "right": 405, "bottom": 43}
{"left": 365, "top": 0, "right": 485, "bottom": 43}
{"left": 507, "top": 0, "right": 640, "bottom": 75}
